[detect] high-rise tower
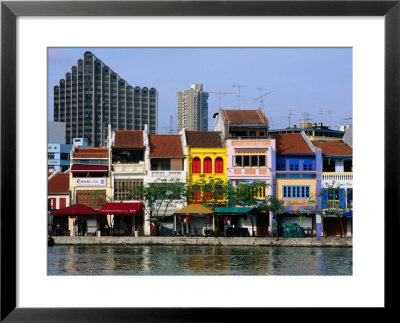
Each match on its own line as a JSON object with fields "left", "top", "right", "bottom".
{"left": 176, "top": 84, "right": 209, "bottom": 131}
{"left": 53, "top": 51, "right": 158, "bottom": 147}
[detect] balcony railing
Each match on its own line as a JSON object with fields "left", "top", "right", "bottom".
{"left": 112, "top": 163, "right": 146, "bottom": 173}
{"left": 322, "top": 172, "right": 353, "bottom": 182}
{"left": 148, "top": 170, "right": 186, "bottom": 181}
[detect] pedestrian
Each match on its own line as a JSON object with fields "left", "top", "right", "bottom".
{"left": 82, "top": 220, "right": 87, "bottom": 236}
{"left": 77, "top": 219, "right": 82, "bottom": 236}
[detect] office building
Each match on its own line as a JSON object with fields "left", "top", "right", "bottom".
{"left": 48, "top": 121, "right": 66, "bottom": 144}
{"left": 177, "top": 84, "right": 209, "bottom": 131}
{"left": 53, "top": 51, "right": 158, "bottom": 147}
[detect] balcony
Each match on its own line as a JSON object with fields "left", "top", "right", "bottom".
{"left": 112, "top": 163, "right": 145, "bottom": 173}
{"left": 148, "top": 170, "right": 186, "bottom": 181}
{"left": 322, "top": 172, "right": 352, "bottom": 184}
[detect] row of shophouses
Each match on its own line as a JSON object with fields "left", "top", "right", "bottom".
{"left": 48, "top": 109, "right": 353, "bottom": 238}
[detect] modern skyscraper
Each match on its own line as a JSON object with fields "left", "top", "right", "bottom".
{"left": 53, "top": 51, "right": 158, "bottom": 147}
{"left": 176, "top": 84, "right": 209, "bottom": 131}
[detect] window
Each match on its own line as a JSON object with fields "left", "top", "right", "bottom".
{"left": 259, "top": 155, "right": 266, "bottom": 167}
{"left": 243, "top": 155, "right": 250, "bottom": 167}
{"left": 48, "top": 153, "right": 55, "bottom": 160}
{"left": 215, "top": 157, "right": 224, "bottom": 173}
{"left": 234, "top": 155, "right": 266, "bottom": 167}
{"left": 60, "top": 153, "right": 70, "bottom": 160}
{"left": 192, "top": 157, "right": 201, "bottom": 173}
{"left": 277, "top": 159, "right": 286, "bottom": 171}
{"left": 323, "top": 158, "right": 336, "bottom": 172}
{"left": 282, "top": 185, "right": 310, "bottom": 198}
{"left": 303, "top": 160, "right": 313, "bottom": 171}
{"left": 344, "top": 159, "right": 352, "bottom": 172}
{"left": 203, "top": 157, "right": 212, "bottom": 173}
{"left": 289, "top": 160, "right": 299, "bottom": 171}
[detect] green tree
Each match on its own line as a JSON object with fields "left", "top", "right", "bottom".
{"left": 126, "top": 178, "right": 187, "bottom": 220}
{"left": 188, "top": 174, "right": 227, "bottom": 210}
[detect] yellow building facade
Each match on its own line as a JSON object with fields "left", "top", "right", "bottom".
{"left": 187, "top": 147, "right": 228, "bottom": 187}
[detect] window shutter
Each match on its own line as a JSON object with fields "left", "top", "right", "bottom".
{"left": 339, "top": 188, "right": 345, "bottom": 209}
{"left": 321, "top": 188, "right": 328, "bottom": 208}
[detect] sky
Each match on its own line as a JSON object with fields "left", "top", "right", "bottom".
{"left": 48, "top": 47, "right": 352, "bottom": 133}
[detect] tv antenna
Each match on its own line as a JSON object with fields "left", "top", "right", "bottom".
{"left": 169, "top": 116, "right": 178, "bottom": 134}
{"left": 283, "top": 109, "right": 296, "bottom": 128}
{"left": 299, "top": 112, "right": 313, "bottom": 124}
{"left": 209, "top": 91, "right": 234, "bottom": 109}
{"left": 326, "top": 109, "right": 333, "bottom": 128}
{"left": 233, "top": 84, "right": 248, "bottom": 110}
{"left": 318, "top": 108, "right": 324, "bottom": 124}
{"left": 253, "top": 88, "right": 274, "bottom": 113}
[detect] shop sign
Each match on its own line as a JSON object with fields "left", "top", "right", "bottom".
{"left": 76, "top": 178, "right": 106, "bottom": 187}
{"left": 316, "top": 213, "right": 322, "bottom": 224}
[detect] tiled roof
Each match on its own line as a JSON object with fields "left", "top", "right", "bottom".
{"left": 272, "top": 133, "right": 313, "bottom": 154}
{"left": 48, "top": 172, "right": 70, "bottom": 194}
{"left": 113, "top": 130, "right": 144, "bottom": 148}
{"left": 149, "top": 135, "right": 184, "bottom": 157}
{"left": 73, "top": 148, "right": 108, "bottom": 158}
{"left": 312, "top": 140, "right": 352, "bottom": 156}
{"left": 185, "top": 131, "right": 223, "bottom": 148}
{"left": 222, "top": 109, "right": 268, "bottom": 125}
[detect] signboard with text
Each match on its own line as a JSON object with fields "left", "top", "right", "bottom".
{"left": 76, "top": 178, "right": 107, "bottom": 187}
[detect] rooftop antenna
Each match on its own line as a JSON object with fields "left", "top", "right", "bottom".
{"left": 233, "top": 84, "right": 248, "bottom": 110}
{"left": 299, "top": 112, "right": 313, "bottom": 124}
{"left": 169, "top": 116, "right": 178, "bottom": 134}
{"left": 283, "top": 109, "right": 296, "bottom": 128}
{"left": 326, "top": 109, "right": 333, "bottom": 128}
{"left": 253, "top": 88, "right": 274, "bottom": 113}
{"left": 209, "top": 91, "right": 234, "bottom": 109}
{"left": 318, "top": 108, "right": 324, "bottom": 124}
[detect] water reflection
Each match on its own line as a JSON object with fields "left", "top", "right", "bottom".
{"left": 48, "top": 245, "right": 352, "bottom": 276}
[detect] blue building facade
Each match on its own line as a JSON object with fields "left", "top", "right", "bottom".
{"left": 48, "top": 144, "right": 73, "bottom": 172}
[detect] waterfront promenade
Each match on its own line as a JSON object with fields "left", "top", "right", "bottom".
{"left": 52, "top": 236, "right": 352, "bottom": 247}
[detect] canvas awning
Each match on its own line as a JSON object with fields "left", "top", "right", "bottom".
{"left": 50, "top": 203, "right": 97, "bottom": 216}
{"left": 71, "top": 165, "right": 108, "bottom": 173}
{"left": 213, "top": 207, "right": 258, "bottom": 215}
{"left": 174, "top": 204, "right": 213, "bottom": 216}
{"left": 97, "top": 202, "right": 144, "bottom": 215}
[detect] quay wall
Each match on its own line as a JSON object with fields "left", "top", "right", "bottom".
{"left": 52, "top": 236, "right": 352, "bottom": 247}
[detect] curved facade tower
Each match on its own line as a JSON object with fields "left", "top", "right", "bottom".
{"left": 53, "top": 51, "right": 158, "bottom": 147}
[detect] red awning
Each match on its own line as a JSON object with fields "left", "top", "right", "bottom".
{"left": 51, "top": 203, "right": 98, "bottom": 216}
{"left": 97, "top": 202, "right": 144, "bottom": 215}
{"left": 71, "top": 165, "right": 108, "bottom": 173}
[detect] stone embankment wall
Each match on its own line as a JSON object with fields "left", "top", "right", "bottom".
{"left": 52, "top": 236, "right": 352, "bottom": 247}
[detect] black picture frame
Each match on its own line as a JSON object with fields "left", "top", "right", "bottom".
{"left": 1, "top": 0, "right": 398, "bottom": 321}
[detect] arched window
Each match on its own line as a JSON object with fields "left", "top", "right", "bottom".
{"left": 192, "top": 157, "right": 201, "bottom": 173}
{"left": 203, "top": 157, "right": 212, "bottom": 173}
{"left": 215, "top": 157, "right": 224, "bottom": 173}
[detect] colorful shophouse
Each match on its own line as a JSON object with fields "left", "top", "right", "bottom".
{"left": 214, "top": 109, "right": 276, "bottom": 236}
{"left": 271, "top": 132, "right": 323, "bottom": 237}
{"left": 312, "top": 140, "right": 353, "bottom": 236}
{"left": 146, "top": 134, "right": 187, "bottom": 235}
{"left": 183, "top": 130, "right": 227, "bottom": 235}
{"left": 48, "top": 171, "right": 70, "bottom": 235}
{"left": 109, "top": 129, "right": 149, "bottom": 236}
{"left": 69, "top": 147, "right": 111, "bottom": 235}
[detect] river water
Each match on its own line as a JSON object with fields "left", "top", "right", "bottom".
{"left": 48, "top": 245, "right": 352, "bottom": 276}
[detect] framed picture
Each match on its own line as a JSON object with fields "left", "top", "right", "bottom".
{"left": 1, "top": 0, "right": 398, "bottom": 321}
